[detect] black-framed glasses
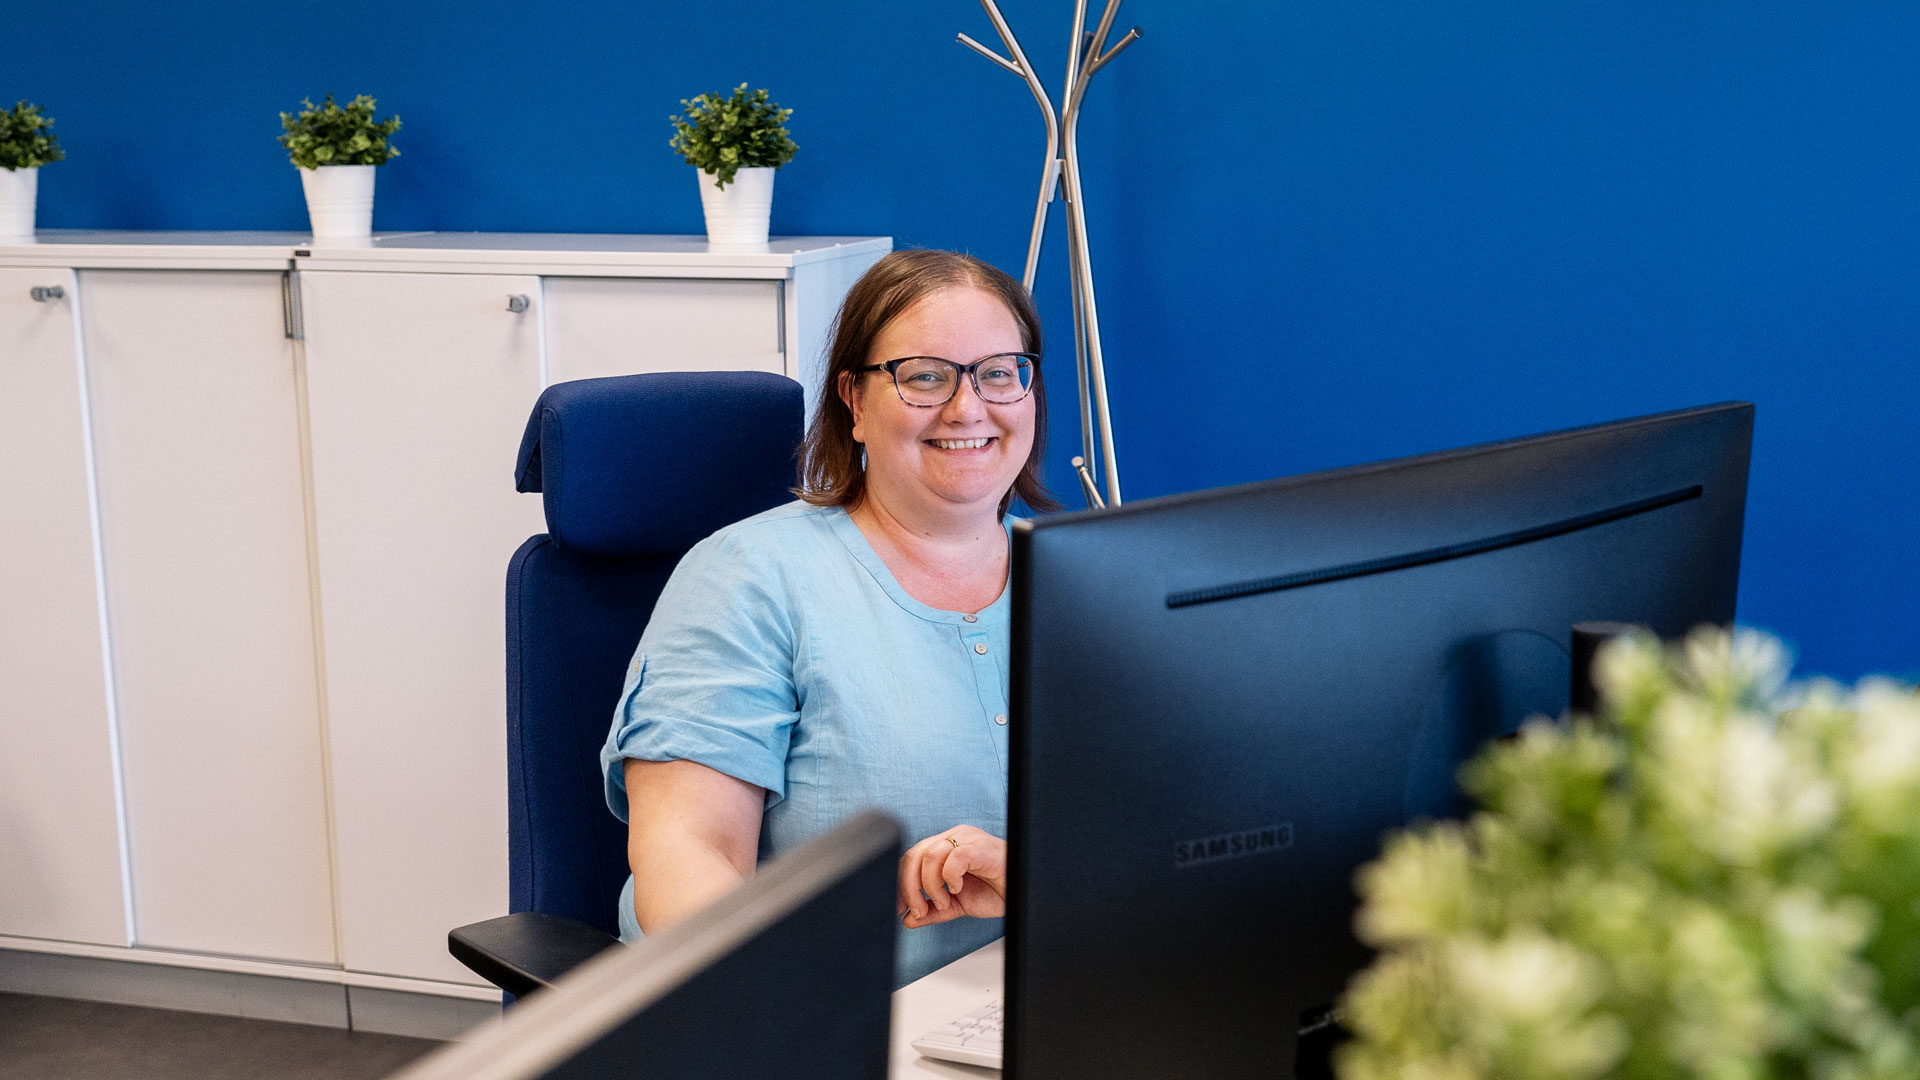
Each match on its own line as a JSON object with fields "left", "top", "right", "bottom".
{"left": 855, "top": 353, "right": 1037, "bottom": 407}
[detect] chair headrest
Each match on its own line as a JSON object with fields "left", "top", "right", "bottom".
{"left": 514, "top": 371, "right": 804, "bottom": 557}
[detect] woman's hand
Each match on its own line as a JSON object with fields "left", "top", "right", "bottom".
{"left": 898, "top": 825, "right": 1007, "bottom": 929}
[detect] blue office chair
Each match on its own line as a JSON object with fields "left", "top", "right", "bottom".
{"left": 449, "top": 370, "right": 804, "bottom": 997}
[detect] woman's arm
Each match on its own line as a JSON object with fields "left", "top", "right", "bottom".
{"left": 624, "top": 757, "right": 766, "bottom": 933}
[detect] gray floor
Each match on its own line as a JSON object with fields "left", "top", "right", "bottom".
{"left": 0, "top": 992, "right": 443, "bottom": 1079}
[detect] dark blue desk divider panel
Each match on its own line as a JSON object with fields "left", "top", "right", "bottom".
{"left": 506, "top": 371, "right": 803, "bottom": 934}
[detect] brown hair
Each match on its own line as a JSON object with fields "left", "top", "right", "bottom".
{"left": 797, "top": 249, "right": 1059, "bottom": 514}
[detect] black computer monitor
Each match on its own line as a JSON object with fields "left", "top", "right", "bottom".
{"left": 1005, "top": 402, "right": 1753, "bottom": 1080}
{"left": 390, "top": 811, "right": 901, "bottom": 1080}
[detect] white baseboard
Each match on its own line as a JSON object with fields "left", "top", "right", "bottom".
{"left": 0, "top": 946, "right": 503, "bottom": 1041}
{"left": 348, "top": 984, "right": 505, "bottom": 1041}
{"left": 0, "top": 934, "right": 501, "bottom": 1000}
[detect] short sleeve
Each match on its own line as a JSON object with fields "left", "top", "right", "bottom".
{"left": 601, "top": 528, "right": 799, "bottom": 820}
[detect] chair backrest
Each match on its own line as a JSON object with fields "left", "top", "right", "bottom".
{"left": 507, "top": 370, "right": 803, "bottom": 934}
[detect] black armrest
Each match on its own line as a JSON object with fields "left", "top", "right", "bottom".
{"left": 448, "top": 912, "right": 621, "bottom": 999}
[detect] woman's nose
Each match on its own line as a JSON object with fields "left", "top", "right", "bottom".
{"left": 940, "top": 372, "right": 989, "bottom": 420}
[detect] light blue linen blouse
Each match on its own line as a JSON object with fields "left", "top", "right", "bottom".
{"left": 600, "top": 500, "right": 1010, "bottom": 987}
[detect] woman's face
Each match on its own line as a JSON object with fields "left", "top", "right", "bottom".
{"left": 841, "top": 285, "right": 1036, "bottom": 523}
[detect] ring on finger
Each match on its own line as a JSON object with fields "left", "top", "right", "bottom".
{"left": 947, "top": 835, "right": 961, "bottom": 849}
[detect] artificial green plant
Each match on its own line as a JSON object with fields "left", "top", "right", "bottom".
{"left": 669, "top": 83, "right": 797, "bottom": 188}
{"left": 1339, "top": 627, "right": 1920, "bottom": 1080}
{"left": 0, "top": 101, "right": 64, "bottom": 170}
{"left": 278, "top": 94, "right": 401, "bottom": 169}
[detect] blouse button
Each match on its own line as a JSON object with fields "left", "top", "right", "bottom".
{"left": 994, "top": 714, "right": 1008, "bottom": 726}
{"left": 974, "top": 643, "right": 989, "bottom": 655}
{"left": 963, "top": 614, "right": 978, "bottom": 623}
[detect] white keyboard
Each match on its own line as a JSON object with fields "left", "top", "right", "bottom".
{"left": 911, "top": 998, "right": 1004, "bottom": 1069}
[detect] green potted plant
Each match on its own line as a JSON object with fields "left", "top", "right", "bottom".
{"left": 0, "top": 101, "right": 64, "bottom": 238}
{"left": 1339, "top": 627, "right": 1920, "bottom": 1080}
{"left": 278, "top": 94, "right": 401, "bottom": 240}
{"left": 669, "top": 83, "right": 797, "bottom": 245}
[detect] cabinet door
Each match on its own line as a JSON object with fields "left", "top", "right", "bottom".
{"left": 542, "top": 276, "right": 783, "bottom": 385}
{"left": 0, "top": 268, "right": 127, "bottom": 947}
{"left": 79, "top": 269, "right": 335, "bottom": 964}
{"left": 300, "top": 270, "right": 544, "bottom": 985}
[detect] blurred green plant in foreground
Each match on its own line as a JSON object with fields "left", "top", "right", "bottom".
{"left": 1340, "top": 627, "right": 1920, "bottom": 1080}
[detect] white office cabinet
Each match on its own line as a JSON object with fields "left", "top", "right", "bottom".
{"left": 79, "top": 269, "right": 337, "bottom": 964}
{"left": 0, "top": 232, "right": 886, "bottom": 1023}
{"left": 542, "top": 277, "right": 784, "bottom": 383}
{"left": 288, "top": 237, "right": 888, "bottom": 987}
{"left": 0, "top": 267, "right": 127, "bottom": 947}
{"left": 299, "top": 270, "right": 546, "bottom": 985}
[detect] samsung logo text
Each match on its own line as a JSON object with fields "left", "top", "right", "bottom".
{"left": 1174, "top": 823, "right": 1294, "bottom": 868}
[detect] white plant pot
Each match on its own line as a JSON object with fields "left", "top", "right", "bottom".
{"left": 0, "top": 167, "right": 38, "bottom": 238}
{"left": 696, "top": 166, "right": 775, "bottom": 246}
{"left": 299, "top": 164, "right": 377, "bottom": 239}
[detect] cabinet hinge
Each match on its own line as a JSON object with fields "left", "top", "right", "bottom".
{"left": 282, "top": 271, "right": 306, "bottom": 341}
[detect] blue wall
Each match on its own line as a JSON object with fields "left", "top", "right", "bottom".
{"left": 12, "top": 1, "right": 1916, "bottom": 680}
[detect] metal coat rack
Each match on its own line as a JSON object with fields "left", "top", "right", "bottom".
{"left": 958, "top": 0, "right": 1139, "bottom": 509}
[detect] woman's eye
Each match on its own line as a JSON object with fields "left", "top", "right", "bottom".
{"left": 905, "top": 371, "right": 948, "bottom": 386}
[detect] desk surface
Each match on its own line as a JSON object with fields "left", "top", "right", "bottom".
{"left": 888, "top": 938, "right": 1005, "bottom": 1078}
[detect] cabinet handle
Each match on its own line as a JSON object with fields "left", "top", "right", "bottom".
{"left": 506, "top": 294, "right": 530, "bottom": 314}
{"left": 30, "top": 285, "right": 65, "bottom": 302}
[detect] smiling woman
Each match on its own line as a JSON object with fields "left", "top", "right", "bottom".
{"left": 800, "top": 249, "right": 1056, "bottom": 518}
{"left": 600, "top": 249, "right": 1058, "bottom": 987}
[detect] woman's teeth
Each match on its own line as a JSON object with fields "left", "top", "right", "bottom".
{"left": 929, "top": 438, "right": 992, "bottom": 450}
